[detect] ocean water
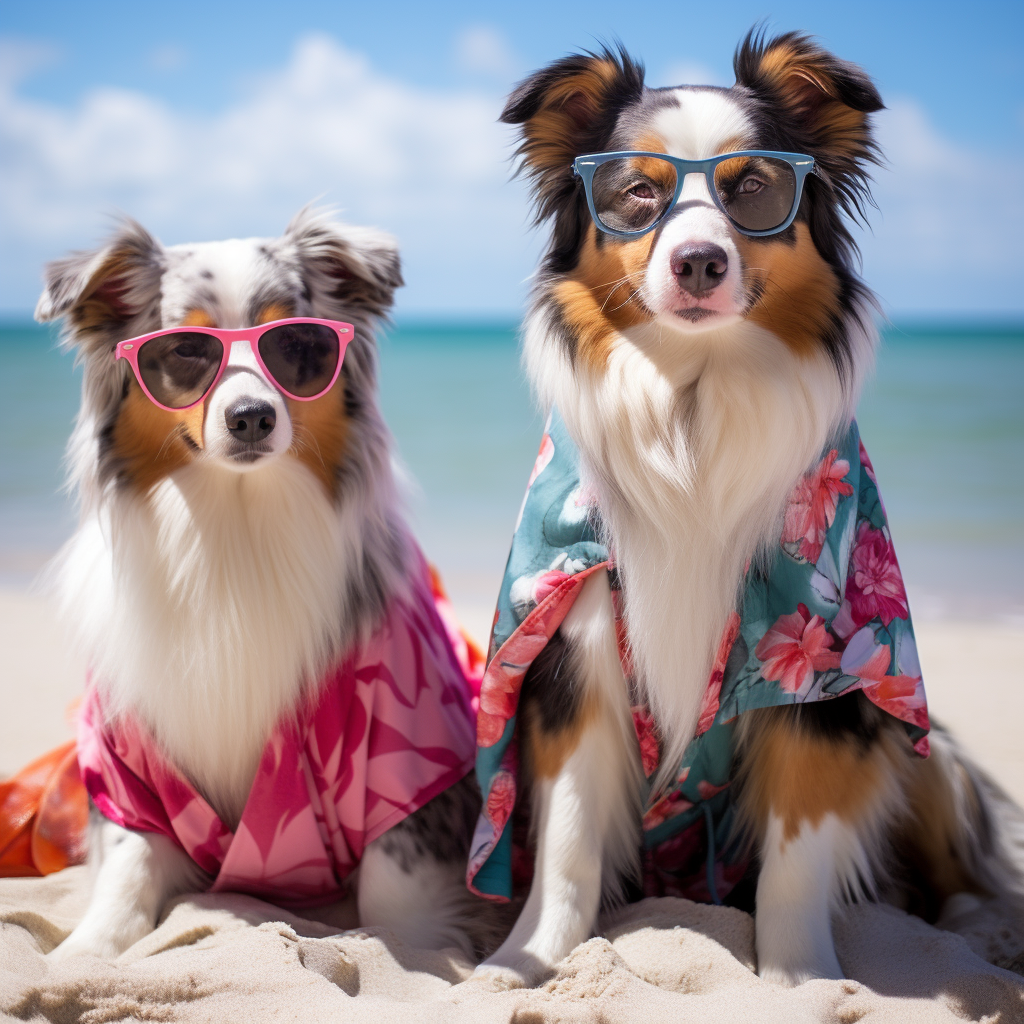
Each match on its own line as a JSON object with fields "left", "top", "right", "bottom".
{"left": 1, "top": 320, "right": 1021, "bottom": 627}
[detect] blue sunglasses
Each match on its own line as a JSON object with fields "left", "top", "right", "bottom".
{"left": 572, "top": 150, "right": 816, "bottom": 239}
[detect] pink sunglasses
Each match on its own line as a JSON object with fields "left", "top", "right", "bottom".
{"left": 114, "top": 317, "right": 354, "bottom": 412}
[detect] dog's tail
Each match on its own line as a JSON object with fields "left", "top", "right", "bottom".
{"left": 899, "top": 723, "right": 1024, "bottom": 962}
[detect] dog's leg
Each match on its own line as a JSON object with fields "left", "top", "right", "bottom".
{"left": 49, "top": 815, "right": 207, "bottom": 961}
{"left": 736, "top": 693, "right": 909, "bottom": 986}
{"left": 477, "top": 570, "right": 641, "bottom": 985}
{"left": 358, "top": 773, "right": 495, "bottom": 958}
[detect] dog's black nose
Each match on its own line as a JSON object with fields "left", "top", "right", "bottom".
{"left": 671, "top": 243, "right": 729, "bottom": 296}
{"left": 225, "top": 401, "right": 276, "bottom": 443}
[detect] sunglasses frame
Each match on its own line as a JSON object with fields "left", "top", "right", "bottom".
{"left": 572, "top": 150, "right": 817, "bottom": 240}
{"left": 114, "top": 317, "right": 354, "bottom": 412}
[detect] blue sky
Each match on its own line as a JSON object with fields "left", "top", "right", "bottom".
{"left": 2, "top": 0, "right": 1021, "bottom": 318}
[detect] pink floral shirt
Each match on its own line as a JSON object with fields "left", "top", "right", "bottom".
{"left": 77, "top": 552, "right": 477, "bottom": 906}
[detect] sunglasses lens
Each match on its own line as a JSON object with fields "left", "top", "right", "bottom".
{"left": 714, "top": 156, "right": 798, "bottom": 233}
{"left": 137, "top": 332, "right": 223, "bottom": 408}
{"left": 591, "top": 156, "right": 678, "bottom": 234}
{"left": 258, "top": 322, "right": 341, "bottom": 398}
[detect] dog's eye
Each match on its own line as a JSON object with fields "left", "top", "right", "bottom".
{"left": 173, "top": 341, "right": 206, "bottom": 359}
{"left": 737, "top": 176, "right": 766, "bottom": 195}
{"left": 627, "top": 182, "right": 656, "bottom": 200}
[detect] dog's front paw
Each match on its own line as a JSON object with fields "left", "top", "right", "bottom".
{"left": 473, "top": 949, "right": 554, "bottom": 989}
{"left": 757, "top": 956, "right": 845, "bottom": 987}
{"left": 47, "top": 914, "right": 150, "bottom": 962}
{"left": 468, "top": 963, "right": 531, "bottom": 991}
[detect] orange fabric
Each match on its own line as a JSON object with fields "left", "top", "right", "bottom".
{"left": 428, "top": 563, "right": 486, "bottom": 686}
{"left": 0, "top": 740, "right": 88, "bottom": 877}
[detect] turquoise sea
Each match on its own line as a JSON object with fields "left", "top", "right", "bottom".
{"left": 1, "top": 320, "right": 1021, "bottom": 628}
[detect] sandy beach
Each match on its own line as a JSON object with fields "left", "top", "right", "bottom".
{"left": 2, "top": 585, "right": 1022, "bottom": 1021}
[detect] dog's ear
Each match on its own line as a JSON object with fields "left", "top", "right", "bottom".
{"left": 285, "top": 207, "right": 403, "bottom": 321}
{"left": 734, "top": 31, "right": 882, "bottom": 212}
{"left": 35, "top": 219, "right": 165, "bottom": 351}
{"left": 500, "top": 46, "right": 645, "bottom": 224}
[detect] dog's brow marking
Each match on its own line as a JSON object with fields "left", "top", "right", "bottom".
{"left": 181, "top": 309, "right": 217, "bottom": 328}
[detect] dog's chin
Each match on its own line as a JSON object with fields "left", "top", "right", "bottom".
{"left": 661, "top": 307, "right": 744, "bottom": 333}
{"left": 206, "top": 443, "right": 281, "bottom": 474}
{"left": 675, "top": 307, "right": 717, "bottom": 324}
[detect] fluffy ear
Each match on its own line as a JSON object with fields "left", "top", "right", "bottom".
{"left": 284, "top": 206, "right": 403, "bottom": 321}
{"left": 734, "top": 30, "right": 882, "bottom": 218}
{"left": 35, "top": 219, "right": 165, "bottom": 351}
{"left": 500, "top": 46, "right": 645, "bottom": 225}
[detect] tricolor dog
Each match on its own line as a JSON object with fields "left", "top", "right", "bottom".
{"left": 38, "top": 208, "right": 490, "bottom": 960}
{"left": 468, "top": 31, "right": 1024, "bottom": 986}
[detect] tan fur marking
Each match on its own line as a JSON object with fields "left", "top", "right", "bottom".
{"left": 181, "top": 309, "right": 216, "bottom": 328}
{"left": 522, "top": 694, "right": 597, "bottom": 780}
{"left": 716, "top": 135, "right": 750, "bottom": 156}
{"left": 71, "top": 251, "right": 138, "bottom": 332}
{"left": 738, "top": 708, "right": 905, "bottom": 843}
{"left": 256, "top": 302, "right": 294, "bottom": 325}
{"left": 757, "top": 43, "right": 872, "bottom": 160}
{"left": 523, "top": 59, "right": 623, "bottom": 171}
{"left": 287, "top": 377, "right": 349, "bottom": 497}
{"left": 740, "top": 222, "right": 842, "bottom": 356}
{"left": 634, "top": 131, "right": 750, "bottom": 159}
{"left": 555, "top": 223, "right": 655, "bottom": 370}
{"left": 633, "top": 131, "right": 668, "bottom": 156}
{"left": 111, "top": 382, "right": 203, "bottom": 493}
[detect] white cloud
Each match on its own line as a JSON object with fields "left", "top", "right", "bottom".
{"left": 0, "top": 37, "right": 59, "bottom": 93}
{"left": 0, "top": 40, "right": 1019, "bottom": 316}
{"left": 0, "top": 33, "right": 537, "bottom": 315}
{"left": 454, "top": 25, "right": 519, "bottom": 80}
{"left": 861, "top": 96, "right": 1023, "bottom": 314}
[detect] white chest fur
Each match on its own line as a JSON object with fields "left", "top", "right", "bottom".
{"left": 52, "top": 456, "right": 358, "bottom": 828}
{"left": 525, "top": 313, "right": 873, "bottom": 790}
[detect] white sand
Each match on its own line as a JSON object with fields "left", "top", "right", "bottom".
{"left": 1, "top": 868, "right": 1021, "bottom": 1022}
{"left": 1, "top": 586, "right": 1022, "bottom": 1020}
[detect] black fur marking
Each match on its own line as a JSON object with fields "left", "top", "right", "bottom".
{"left": 500, "top": 45, "right": 646, "bottom": 279}
{"left": 519, "top": 628, "right": 585, "bottom": 737}
{"left": 343, "top": 377, "right": 362, "bottom": 419}
{"left": 179, "top": 429, "right": 201, "bottom": 453}
{"left": 788, "top": 689, "right": 887, "bottom": 752}
{"left": 545, "top": 298, "right": 579, "bottom": 366}
{"left": 199, "top": 269, "right": 214, "bottom": 281}
{"left": 95, "top": 414, "right": 122, "bottom": 492}
{"left": 376, "top": 772, "right": 481, "bottom": 872}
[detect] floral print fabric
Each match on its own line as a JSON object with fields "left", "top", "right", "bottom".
{"left": 78, "top": 547, "right": 478, "bottom": 907}
{"left": 468, "top": 409, "right": 928, "bottom": 903}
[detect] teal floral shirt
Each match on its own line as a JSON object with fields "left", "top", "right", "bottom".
{"left": 467, "top": 409, "right": 929, "bottom": 904}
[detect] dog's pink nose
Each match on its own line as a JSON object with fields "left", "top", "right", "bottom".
{"left": 671, "top": 243, "right": 728, "bottom": 297}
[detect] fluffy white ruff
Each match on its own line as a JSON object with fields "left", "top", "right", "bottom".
{"left": 49, "top": 453, "right": 401, "bottom": 828}
{"left": 524, "top": 309, "right": 875, "bottom": 796}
